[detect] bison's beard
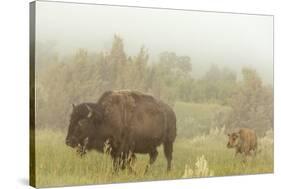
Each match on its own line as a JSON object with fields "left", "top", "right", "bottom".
{"left": 66, "top": 138, "right": 76, "bottom": 148}
{"left": 76, "top": 138, "right": 89, "bottom": 156}
{"left": 66, "top": 136, "right": 83, "bottom": 148}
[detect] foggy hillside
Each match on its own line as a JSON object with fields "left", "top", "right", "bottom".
{"left": 35, "top": 2, "right": 273, "bottom": 84}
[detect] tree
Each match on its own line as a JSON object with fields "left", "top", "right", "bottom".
{"left": 149, "top": 52, "right": 192, "bottom": 106}
{"left": 127, "top": 46, "right": 149, "bottom": 91}
{"left": 197, "top": 64, "right": 237, "bottom": 103}
{"left": 108, "top": 35, "right": 127, "bottom": 89}
{"left": 227, "top": 68, "right": 273, "bottom": 136}
{"left": 203, "top": 64, "right": 221, "bottom": 81}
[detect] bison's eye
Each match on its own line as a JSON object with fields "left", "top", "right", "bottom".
{"left": 78, "top": 120, "right": 87, "bottom": 128}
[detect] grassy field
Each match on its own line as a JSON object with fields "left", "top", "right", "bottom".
{"left": 174, "top": 102, "right": 231, "bottom": 138}
{"left": 34, "top": 129, "right": 273, "bottom": 187}
{"left": 34, "top": 102, "right": 273, "bottom": 187}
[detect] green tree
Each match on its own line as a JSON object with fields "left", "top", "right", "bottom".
{"left": 108, "top": 35, "right": 127, "bottom": 89}
{"left": 196, "top": 64, "right": 237, "bottom": 104}
{"left": 227, "top": 68, "right": 273, "bottom": 135}
{"left": 150, "top": 52, "right": 192, "bottom": 106}
{"left": 127, "top": 46, "right": 149, "bottom": 91}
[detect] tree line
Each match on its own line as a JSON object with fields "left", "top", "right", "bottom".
{"left": 35, "top": 35, "right": 273, "bottom": 137}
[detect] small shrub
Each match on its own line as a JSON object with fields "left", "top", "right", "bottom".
{"left": 182, "top": 155, "right": 214, "bottom": 178}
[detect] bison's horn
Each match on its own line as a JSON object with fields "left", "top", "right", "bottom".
{"left": 72, "top": 103, "right": 76, "bottom": 109}
{"left": 86, "top": 104, "right": 93, "bottom": 118}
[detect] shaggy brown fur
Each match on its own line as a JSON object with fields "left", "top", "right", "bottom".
{"left": 66, "top": 90, "right": 177, "bottom": 172}
{"left": 227, "top": 128, "right": 257, "bottom": 157}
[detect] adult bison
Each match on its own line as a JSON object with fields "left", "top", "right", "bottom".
{"left": 65, "top": 90, "right": 177, "bottom": 171}
{"left": 227, "top": 128, "right": 257, "bottom": 158}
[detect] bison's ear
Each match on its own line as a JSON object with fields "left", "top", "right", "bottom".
{"left": 78, "top": 119, "right": 89, "bottom": 129}
{"left": 227, "top": 133, "right": 230, "bottom": 136}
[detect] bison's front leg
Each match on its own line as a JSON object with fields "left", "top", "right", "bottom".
{"left": 109, "top": 147, "right": 122, "bottom": 173}
{"left": 127, "top": 152, "right": 137, "bottom": 174}
{"left": 111, "top": 155, "right": 125, "bottom": 173}
{"left": 112, "top": 131, "right": 133, "bottom": 170}
{"left": 110, "top": 132, "right": 135, "bottom": 173}
{"left": 235, "top": 147, "right": 242, "bottom": 157}
{"left": 76, "top": 138, "right": 89, "bottom": 157}
{"left": 111, "top": 151, "right": 136, "bottom": 173}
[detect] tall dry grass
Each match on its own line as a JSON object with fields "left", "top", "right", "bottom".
{"left": 34, "top": 126, "right": 273, "bottom": 187}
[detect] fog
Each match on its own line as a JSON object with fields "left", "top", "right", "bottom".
{"left": 36, "top": 1, "right": 273, "bottom": 83}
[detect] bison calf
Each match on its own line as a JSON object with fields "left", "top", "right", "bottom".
{"left": 227, "top": 128, "right": 257, "bottom": 158}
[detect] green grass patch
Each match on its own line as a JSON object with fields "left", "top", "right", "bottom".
{"left": 174, "top": 102, "right": 231, "bottom": 138}
{"left": 34, "top": 129, "right": 273, "bottom": 187}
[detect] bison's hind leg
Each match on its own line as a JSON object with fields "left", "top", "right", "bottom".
{"left": 144, "top": 149, "right": 158, "bottom": 174}
{"left": 163, "top": 141, "right": 173, "bottom": 172}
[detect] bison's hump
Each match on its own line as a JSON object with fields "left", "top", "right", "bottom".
{"left": 97, "top": 90, "right": 176, "bottom": 140}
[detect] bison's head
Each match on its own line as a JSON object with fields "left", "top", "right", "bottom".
{"left": 65, "top": 103, "right": 103, "bottom": 148}
{"left": 227, "top": 132, "right": 240, "bottom": 148}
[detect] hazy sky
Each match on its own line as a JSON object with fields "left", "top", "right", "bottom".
{"left": 36, "top": 1, "right": 273, "bottom": 83}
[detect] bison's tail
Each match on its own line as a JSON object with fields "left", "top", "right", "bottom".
{"left": 166, "top": 112, "right": 177, "bottom": 142}
{"left": 163, "top": 140, "right": 173, "bottom": 171}
{"left": 163, "top": 109, "right": 176, "bottom": 172}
